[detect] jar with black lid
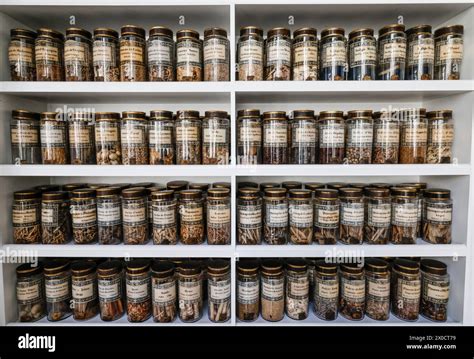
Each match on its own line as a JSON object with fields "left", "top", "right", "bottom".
{"left": 238, "top": 26, "right": 264, "bottom": 81}
{"left": 318, "top": 111, "right": 345, "bottom": 164}
{"left": 391, "top": 187, "right": 419, "bottom": 244}
{"left": 120, "top": 25, "right": 146, "bottom": 81}
{"left": 288, "top": 189, "right": 313, "bottom": 245}
{"left": 207, "top": 188, "right": 231, "bottom": 245}
{"left": 41, "top": 191, "right": 70, "bottom": 244}
{"left": 9, "top": 28, "right": 36, "bottom": 81}
{"left": 70, "top": 188, "right": 97, "bottom": 244}
{"left": 292, "top": 27, "right": 318, "bottom": 81}
{"left": 237, "top": 109, "right": 262, "bottom": 164}
{"left": 406, "top": 25, "right": 434, "bottom": 80}
{"left": 122, "top": 187, "right": 148, "bottom": 244}
{"left": 151, "top": 190, "right": 177, "bottom": 245}
{"left": 147, "top": 186, "right": 166, "bottom": 233}
{"left": 377, "top": 24, "right": 406, "bottom": 80}
{"left": 179, "top": 189, "right": 205, "bottom": 244}
{"left": 96, "top": 186, "right": 122, "bottom": 244}
{"left": 313, "top": 260, "right": 338, "bottom": 320}
{"left": 420, "top": 259, "right": 449, "bottom": 322}
{"left": 260, "top": 259, "right": 284, "bottom": 322}
{"left": 434, "top": 25, "right": 463, "bottom": 80}
{"left": 175, "top": 110, "right": 202, "bottom": 164}
{"left": 203, "top": 27, "right": 229, "bottom": 81}
{"left": 339, "top": 188, "right": 365, "bottom": 244}
{"left": 391, "top": 259, "right": 421, "bottom": 321}
{"left": 237, "top": 188, "right": 262, "bottom": 245}
{"left": 313, "top": 189, "right": 339, "bottom": 244}
{"left": 44, "top": 259, "right": 72, "bottom": 321}
{"left": 422, "top": 189, "right": 452, "bottom": 244}
{"left": 13, "top": 189, "right": 41, "bottom": 244}
{"left": 147, "top": 26, "right": 175, "bottom": 81}
{"left": 178, "top": 262, "right": 203, "bottom": 322}
{"left": 348, "top": 28, "right": 376, "bottom": 80}
{"left": 237, "top": 260, "right": 259, "bottom": 321}
{"left": 65, "top": 28, "right": 93, "bottom": 81}
{"left": 148, "top": 110, "right": 174, "bottom": 164}
{"left": 35, "top": 28, "right": 64, "bottom": 81}
{"left": 265, "top": 27, "right": 291, "bottom": 81}
{"left": 372, "top": 110, "right": 400, "bottom": 164}
{"left": 365, "top": 258, "right": 390, "bottom": 321}
{"left": 71, "top": 261, "right": 99, "bottom": 320}
{"left": 121, "top": 111, "right": 148, "bottom": 165}
{"left": 126, "top": 259, "right": 151, "bottom": 322}
{"left": 290, "top": 109, "right": 317, "bottom": 164}
{"left": 95, "top": 112, "right": 121, "bottom": 165}
{"left": 364, "top": 187, "right": 391, "bottom": 244}
{"left": 320, "top": 28, "right": 347, "bottom": 81}
{"left": 399, "top": 182, "right": 426, "bottom": 238}
{"left": 207, "top": 260, "right": 231, "bottom": 322}
{"left": 263, "top": 111, "right": 288, "bottom": 164}
{"left": 40, "top": 112, "right": 69, "bottom": 164}
{"left": 93, "top": 28, "right": 120, "bottom": 81}
{"left": 345, "top": 110, "right": 373, "bottom": 164}
{"left": 16, "top": 263, "right": 45, "bottom": 322}
{"left": 426, "top": 110, "right": 454, "bottom": 164}
{"left": 339, "top": 263, "right": 365, "bottom": 320}
{"left": 97, "top": 260, "right": 124, "bottom": 321}
{"left": 263, "top": 188, "right": 288, "bottom": 245}
{"left": 68, "top": 111, "right": 95, "bottom": 164}
{"left": 399, "top": 108, "right": 428, "bottom": 164}
{"left": 176, "top": 29, "right": 202, "bottom": 81}
{"left": 286, "top": 259, "right": 309, "bottom": 320}
{"left": 150, "top": 260, "right": 176, "bottom": 323}
{"left": 203, "top": 110, "right": 230, "bottom": 165}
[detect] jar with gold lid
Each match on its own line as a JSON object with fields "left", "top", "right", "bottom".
{"left": 391, "top": 187, "right": 419, "bottom": 244}
{"left": 70, "top": 188, "right": 98, "bottom": 244}
{"left": 207, "top": 188, "right": 231, "bottom": 245}
{"left": 178, "top": 262, "right": 203, "bottom": 322}
{"left": 151, "top": 190, "right": 178, "bottom": 245}
{"left": 365, "top": 258, "right": 390, "bottom": 321}
{"left": 176, "top": 29, "right": 202, "bottom": 81}
{"left": 175, "top": 110, "right": 202, "bottom": 164}
{"left": 9, "top": 28, "right": 36, "bottom": 81}
{"left": 10, "top": 109, "right": 41, "bottom": 164}
{"left": 285, "top": 259, "right": 309, "bottom": 320}
{"left": 16, "top": 263, "right": 45, "bottom": 322}
{"left": 147, "top": 26, "right": 175, "bottom": 81}
{"left": 260, "top": 259, "right": 284, "bottom": 322}
{"left": 202, "top": 110, "right": 230, "bottom": 165}
{"left": 121, "top": 111, "right": 148, "bottom": 165}
{"left": 313, "top": 260, "right": 339, "bottom": 320}
{"left": 151, "top": 260, "right": 177, "bottom": 323}
{"left": 149, "top": 110, "right": 174, "bottom": 165}
{"left": 95, "top": 112, "right": 121, "bottom": 165}
{"left": 44, "top": 259, "right": 72, "bottom": 321}
{"left": 179, "top": 189, "right": 205, "bottom": 244}
{"left": 377, "top": 24, "right": 406, "bottom": 80}
{"left": 292, "top": 27, "right": 318, "bottom": 81}
{"left": 391, "top": 259, "right": 421, "bottom": 321}
{"left": 203, "top": 27, "right": 230, "bottom": 81}
{"left": 263, "top": 188, "right": 288, "bottom": 245}
{"left": 237, "top": 188, "right": 262, "bottom": 245}
{"left": 120, "top": 25, "right": 146, "bottom": 81}
{"left": 265, "top": 28, "right": 291, "bottom": 81}
{"left": 71, "top": 261, "right": 99, "bottom": 320}
{"left": 68, "top": 111, "right": 95, "bottom": 164}
{"left": 41, "top": 191, "right": 70, "bottom": 244}
{"left": 318, "top": 111, "right": 345, "bottom": 164}
{"left": 434, "top": 25, "right": 463, "bottom": 80}
{"left": 290, "top": 109, "right": 317, "bottom": 164}
{"left": 207, "top": 260, "right": 231, "bottom": 322}
{"left": 97, "top": 186, "right": 122, "bottom": 244}
{"left": 40, "top": 112, "right": 69, "bottom": 164}
{"left": 263, "top": 111, "right": 288, "bottom": 164}
{"left": 237, "top": 260, "right": 260, "bottom": 321}
{"left": 345, "top": 110, "right": 373, "bottom": 164}
{"left": 237, "top": 109, "right": 262, "bottom": 164}
{"left": 288, "top": 189, "right": 313, "bottom": 245}
{"left": 35, "top": 28, "right": 64, "bottom": 81}
{"left": 406, "top": 25, "right": 434, "bottom": 80}
{"left": 65, "top": 27, "right": 93, "bottom": 81}
{"left": 320, "top": 28, "right": 347, "bottom": 81}
{"left": 420, "top": 259, "right": 449, "bottom": 322}
{"left": 314, "top": 188, "right": 340, "bottom": 244}
{"left": 97, "top": 260, "right": 125, "bottom": 321}
{"left": 126, "top": 259, "right": 151, "bottom": 322}
{"left": 93, "top": 28, "right": 120, "bottom": 82}
{"left": 122, "top": 187, "right": 148, "bottom": 244}
{"left": 348, "top": 28, "right": 376, "bottom": 80}
{"left": 13, "top": 189, "right": 42, "bottom": 244}
{"left": 422, "top": 189, "right": 452, "bottom": 244}
{"left": 339, "top": 263, "right": 365, "bottom": 320}
{"left": 426, "top": 110, "right": 454, "bottom": 164}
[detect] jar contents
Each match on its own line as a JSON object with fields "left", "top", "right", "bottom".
{"left": 12, "top": 190, "right": 41, "bottom": 244}
{"left": 314, "top": 189, "right": 340, "bottom": 244}
{"left": 265, "top": 28, "right": 291, "bottom": 80}
{"left": 97, "top": 187, "right": 122, "bottom": 244}
{"left": 238, "top": 26, "right": 264, "bottom": 81}
{"left": 320, "top": 28, "right": 347, "bottom": 81}
{"left": 318, "top": 111, "right": 345, "bottom": 164}
{"left": 203, "top": 27, "right": 229, "bottom": 81}
{"left": 261, "top": 260, "right": 284, "bottom": 322}
{"left": 207, "top": 188, "right": 231, "bottom": 245}
{"left": 10, "top": 109, "right": 41, "bottom": 164}
{"left": 426, "top": 110, "right": 454, "bottom": 164}
{"left": 93, "top": 28, "right": 120, "bottom": 81}
{"left": 345, "top": 110, "right": 373, "bottom": 164}
{"left": 179, "top": 190, "right": 205, "bottom": 244}
{"left": 422, "top": 189, "right": 452, "bottom": 244}
{"left": 406, "top": 25, "right": 434, "bottom": 80}
{"left": 70, "top": 189, "right": 98, "bottom": 244}
{"left": 44, "top": 259, "right": 72, "bottom": 321}
{"left": 399, "top": 108, "right": 428, "bottom": 164}
{"left": 126, "top": 259, "right": 151, "bottom": 322}
{"left": 292, "top": 27, "right": 318, "bottom": 81}
{"left": 365, "top": 188, "right": 391, "bottom": 244}
{"left": 16, "top": 263, "right": 45, "bottom": 322}
{"left": 175, "top": 110, "right": 202, "bottom": 164}
{"left": 35, "top": 28, "right": 64, "bottom": 81}
{"left": 178, "top": 262, "right": 203, "bottom": 322}
{"left": 207, "top": 260, "right": 231, "bottom": 322}
{"left": 65, "top": 28, "right": 93, "bottom": 81}
{"left": 313, "top": 260, "right": 339, "bottom": 320}
{"left": 41, "top": 191, "right": 70, "bottom": 244}
{"left": 391, "top": 187, "right": 419, "bottom": 244}
{"left": 120, "top": 25, "right": 146, "bottom": 81}
{"left": 71, "top": 261, "right": 99, "bottom": 320}
{"left": 149, "top": 110, "right": 174, "bottom": 165}
{"left": 378, "top": 24, "right": 406, "bottom": 80}
{"left": 97, "top": 260, "right": 124, "bottom": 321}
{"left": 237, "top": 260, "right": 260, "bottom": 321}
{"left": 122, "top": 187, "right": 148, "bottom": 244}
{"left": 202, "top": 110, "right": 230, "bottom": 165}
{"left": 147, "top": 26, "right": 174, "bottom": 81}
{"left": 237, "top": 109, "right": 262, "bottom": 164}
{"left": 339, "top": 263, "right": 365, "bottom": 320}
{"left": 339, "top": 188, "right": 365, "bottom": 244}
{"left": 263, "top": 111, "right": 288, "bottom": 164}
{"left": 288, "top": 189, "right": 313, "bottom": 244}
{"left": 290, "top": 109, "right": 317, "bottom": 164}
{"left": 152, "top": 190, "right": 177, "bottom": 245}
{"left": 40, "top": 112, "right": 69, "bottom": 164}
{"left": 391, "top": 259, "right": 421, "bottom": 321}
{"left": 372, "top": 110, "right": 400, "bottom": 164}
{"left": 348, "top": 28, "right": 376, "bottom": 80}
{"left": 68, "top": 112, "right": 96, "bottom": 164}
{"left": 420, "top": 259, "right": 449, "bottom": 322}
{"left": 151, "top": 261, "right": 177, "bottom": 322}
{"left": 434, "top": 25, "right": 463, "bottom": 80}
{"left": 121, "top": 111, "right": 148, "bottom": 165}
{"left": 237, "top": 188, "right": 262, "bottom": 245}
{"left": 9, "top": 28, "right": 36, "bottom": 81}
{"left": 95, "top": 112, "right": 121, "bottom": 165}
{"left": 263, "top": 188, "right": 288, "bottom": 244}
{"left": 365, "top": 259, "right": 390, "bottom": 321}
{"left": 176, "top": 29, "right": 202, "bottom": 81}
{"left": 285, "top": 259, "right": 309, "bottom": 320}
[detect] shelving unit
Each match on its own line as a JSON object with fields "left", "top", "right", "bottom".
{"left": 0, "top": 0, "right": 473, "bottom": 327}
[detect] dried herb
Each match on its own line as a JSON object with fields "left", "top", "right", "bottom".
{"left": 203, "top": 28, "right": 230, "bottom": 81}
{"left": 237, "top": 260, "right": 260, "bottom": 322}
{"left": 16, "top": 264, "right": 45, "bottom": 322}
{"left": 339, "top": 263, "right": 365, "bottom": 320}
{"left": 238, "top": 26, "right": 264, "bottom": 81}
{"left": 126, "top": 259, "right": 151, "bottom": 322}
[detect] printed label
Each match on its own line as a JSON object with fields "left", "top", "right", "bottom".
{"left": 126, "top": 277, "right": 150, "bottom": 303}
{"left": 41, "top": 207, "right": 56, "bottom": 226}
{"left": 12, "top": 207, "right": 39, "bottom": 225}
{"left": 98, "top": 276, "right": 121, "bottom": 302}
{"left": 149, "top": 129, "right": 172, "bottom": 145}
{"left": 261, "top": 277, "right": 284, "bottom": 301}
{"left": 123, "top": 205, "right": 146, "bottom": 223}
{"left": 295, "top": 127, "right": 316, "bottom": 144}
{"left": 64, "top": 41, "right": 87, "bottom": 62}
{"left": 209, "top": 278, "right": 231, "bottom": 302}
{"left": 72, "top": 278, "right": 96, "bottom": 303}
{"left": 375, "top": 126, "right": 400, "bottom": 145}
{"left": 176, "top": 126, "right": 199, "bottom": 142}
{"left": 9, "top": 43, "right": 34, "bottom": 63}
{"left": 239, "top": 39, "right": 263, "bottom": 63}
{"left": 35, "top": 45, "right": 59, "bottom": 62}
{"left": 351, "top": 42, "right": 376, "bottom": 65}
{"left": 153, "top": 281, "right": 176, "bottom": 304}
{"left": 288, "top": 279, "right": 309, "bottom": 298}
{"left": 425, "top": 204, "right": 452, "bottom": 224}
{"left": 72, "top": 203, "right": 96, "bottom": 227}
{"left": 97, "top": 202, "right": 121, "bottom": 225}
{"left": 17, "top": 281, "right": 41, "bottom": 304}
{"left": 392, "top": 203, "right": 418, "bottom": 226}
{"left": 404, "top": 126, "right": 428, "bottom": 144}
{"left": 293, "top": 41, "right": 318, "bottom": 63}
{"left": 439, "top": 41, "right": 463, "bottom": 61}
{"left": 266, "top": 39, "right": 291, "bottom": 65}
{"left": 264, "top": 127, "right": 287, "bottom": 145}
{"left": 208, "top": 204, "right": 231, "bottom": 225}
{"left": 401, "top": 281, "right": 421, "bottom": 300}
{"left": 383, "top": 42, "right": 406, "bottom": 60}
{"left": 45, "top": 277, "right": 70, "bottom": 302}
{"left": 368, "top": 203, "right": 391, "bottom": 227}
{"left": 265, "top": 203, "right": 288, "bottom": 227}
{"left": 120, "top": 45, "right": 144, "bottom": 63}
{"left": 427, "top": 283, "right": 449, "bottom": 301}
{"left": 179, "top": 281, "right": 201, "bottom": 302}
{"left": 95, "top": 126, "right": 119, "bottom": 143}
{"left": 239, "top": 126, "right": 262, "bottom": 144}
{"left": 93, "top": 42, "right": 114, "bottom": 63}
{"left": 289, "top": 203, "right": 313, "bottom": 227}
{"left": 341, "top": 278, "right": 365, "bottom": 302}
{"left": 148, "top": 39, "right": 173, "bottom": 64}
{"left": 431, "top": 126, "right": 454, "bottom": 144}
{"left": 320, "top": 126, "right": 345, "bottom": 146}
{"left": 181, "top": 206, "right": 203, "bottom": 223}
{"left": 121, "top": 127, "right": 144, "bottom": 144}
{"left": 177, "top": 41, "right": 201, "bottom": 65}
{"left": 347, "top": 125, "right": 373, "bottom": 147}
{"left": 315, "top": 204, "right": 339, "bottom": 228}
{"left": 204, "top": 38, "right": 227, "bottom": 62}
{"left": 238, "top": 205, "right": 262, "bottom": 228}
{"left": 368, "top": 279, "right": 390, "bottom": 298}
{"left": 238, "top": 279, "right": 259, "bottom": 304}
{"left": 11, "top": 128, "right": 39, "bottom": 144}
{"left": 341, "top": 202, "right": 364, "bottom": 226}
{"left": 69, "top": 126, "right": 91, "bottom": 144}
{"left": 410, "top": 39, "right": 434, "bottom": 65}
{"left": 41, "top": 127, "right": 65, "bottom": 145}
{"left": 322, "top": 40, "right": 347, "bottom": 67}
{"left": 203, "top": 128, "right": 226, "bottom": 144}
{"left": 153, "top": 204, "right": 176, "bottom": 227}
{"left": 317, "top": 281, "right": 338, "bottom": 299}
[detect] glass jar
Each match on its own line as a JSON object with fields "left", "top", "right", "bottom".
{"left": 237, "top": 260, "right": 260, "bottom": 322}
{"left": 265, "top": 27, "right": 291, "bottom": 80}
{"left": 97, "top": 260, "right": 124, "bottom": 321}
{"left": 263, "top": 188, "right": 288, "bottom": 245}
{"left": 35, "top": 28, "right": 64, "bottom": 81}
{"left": 13, "top": 189, "right": 41, "bottom": 244}
{"left": 207, "top": 260, "right": 231, "bottom": 322}
{"left": 9, "top": 28, "right": 36, "bottom": 81}
{"left": 202, "top": 110, "right": 230, "bottom": 165}
{"left": 399, "top": 182, "right": 426, "bottom": 238}
{"left": 207, "top": 188, "right": 231, "bottom": 245}
{"left": 178, "top": 262, "right": 203, "bottom": 322}
{"left": 126, "top": 259, "right": 151, "bottom": 322}
{"left": 121, "top": 111, "right": 148, "bottom": 165}
{"left": 420, "top": 259, "right": 449, "bottom": 322}
{"left": 314, "top": 189, "right": 340, "bottom": 244}
{"left": 65, "top": 28, "right": 93, "bottom": 81}
{"left": 318, "top": 111, "right": 345, "bottom": 164}
{"left": 151, "top": 190, "right": 177, "bottom": 245}
{"left": 348, "top": 28, "right": 376, "bottom": 80}
{"left": 151, "top": 260, "right": 177, "bottom": 323}
{"left": 71, "top": 261, "right": 98, "bottom": 320}
{"left": 288, "top": 189, "right": 313, "bottom": 245}
{"left": 237, "top": 188, "right": 262, "bottom": 245}
{"left": 40, "top": 112, "right": 68, "bottom": 164}
{"left": 147, "top": 26, "right": 175, "bottom": 81}
{"left": 44, "top": 259, "right": 72, "bottom": 321}
{"left": 292, "top": 27, "right": 318, "bottom": 81}
{"left": 203, "top": 27, "right": 230, "bottom": 81}
{"left": 372, "top": 110, "right": 400, "bottom": 164}
{"left": 263, "top": 111, "right": 288, "bottom": 164}
{"left": 175, "top": 110, "right": 202, "bottom": 164}
{"left": 122, "top": 187, "right": 148, "bottom": 244}
{"left": 149, "top": 110, "right": 174, "bottom": 165}
{"left": 96, "top": 186, "right": 122, "bottom": 244}
{"left": 68, "top": 112, "right": 95, "bottom": 164}
{"left": 95, "top": 112, "right": 121, "bottom": 165}
{"left": 237, "top": 109, "right": 262, "bottom": 165}
{"left": 238, "top": 26, "right": 264, "bottom": 81}
{"left": 179, "top": 189, "right": 205, "bottom": 244}
{"left": 120, "top": 25, "right": 146, "bottom": 81}
{"left": 365, "top": 258, "right": 390, "bottom": 321}
{"left": 313, "top": 260, "right": 339, "bottom": 320}
{"left": 10, "top": 109, "right": 41, "bottom": 164}
{"left": 146, "top": 186, "right": 165, "bottom": 234}
{"left": 377, "top": 24, "right": 406, "bottom": 80}
{"left": 364, "top": 187, "right": 391, "bottom": 244}
{"left": 345, "top": 110, "right": 373, "bottom": 164}
{"left": 93, "top": 28, "right": 120, "bottom": 82}
{"left": 339, "top": 188, "right": 365, "bottom": 244}
{"left": 320, "top": 28, "right": 347, "bottom": 81}
{"left": 41, "top": 191, "right": 70, "bottom": 244}
{"left": 426, "top": 110, "right": 454, "bottom": 164}
{"left": 260, "top": 260, "right": 284, "bottom": 322}
{"left": 399, "top": 108, "right": 428, "bottom": 164}
{"left": 339, "top": 263, "right": 365, "bottom": 320}
{"left": 176, "top": 29, "right": 202, "bottom": 81}
{"left": 391, "top": 259, "right": 421, "bottom": 321}
{"left": 285, "top": 259, "right": 309, "bottom": 320}
{"left": 406, "top": 25, "right": 434, "bottom": 80}
{"left": 70, "top": 188, "right": 97, "bottom": 244}
{"left": 290, "top": 109, "right": 317, "bottom": 164}
{"left": 16, "top": 263, "right": 45, "bottom": 322}
{"left": 434, "top": 25, "right": 463, "bottom": 80}
{"left": 422, "top": 189, "right": 452, "bottom": 244}
{"left": 391, "top": 187, "right": 419, "bottom": 244}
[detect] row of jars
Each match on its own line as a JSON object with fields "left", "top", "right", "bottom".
{"left": 10, "top": 109, "right": 230, "bottom": 165}
{"left": 237, "top": 181, "right": 452, "bottom": 245}
{"left": 9, "top": 26, "right": 230, "bottom": 82}
{"left": 237, "top": 257, "right": 450, "bottom": 322}
{"left": 237, "top": 108, "right": 453, "bottom": 165}
{"left": 238, "top": 24, "right": 464, "bottom": 81}
{"left": 12, "top": 180, "right": 231, "bottom": 245}
{"left": 16, "top": 258, "right": 231, "bottom": 323}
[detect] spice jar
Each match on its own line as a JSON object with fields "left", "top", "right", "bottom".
{"left": 203, "top": 28, "right": 230, "bottom": 81}
{"left": 65, "top": 28, "right": 93, "bottom": 81}
{"left": 339, "top": 263, "right": 365, "bottom": 320}
{"left": 96, "top": 187, "right": 122, "bottom": 244}
{"left": 149, "top": 110, "right": 174, "bottom": 165}
{"left": 70, "top": 188, "right": 97, "bottom": 244}
{"left": 207, "top": 188, "right": 231, "bottom": 245}
{"left": 35, "top": 28, "right": 64, "bottom": 81}
{"left": 348, "top": 28, "right": 376, "bottom": 80}
{"left": 391, "top": 187, "right": 418, "bottom": 244}
{"left": 203, "top": 110, "right": 230, "bottom": 165}
{"left": 9, "top": 28, "right": 36, "bottom": 81}
{"left": 426, "top": 110, "right": 454, "bottom": 164}
{"left": 237, "top": 109, "right": 262, "bottom": 164}
{"left": 399, "top": 108, "right": 428, "bottom": 164}
{"left": 41, "top": 191, "right": 70, "bottom": 244}
{"left": 364, "top": 188, "right": 391, "bottom": 244}
{"left": 179, "top": 190, "right": 205, "bottom": 244}
{"left": 71, "top": 261, "right": 98, "bottom": 320}
{"left": 207, "top": 260, "right": 231, "bottom": 322}
{"left": 178, "top": 262, "right": 203, "bottom": 322}
{"left": 122, "top": 187, "right": 148, "bottom": 244}
{"left": 318, "top": 111, "right": 345, "bottom": 164}
{"left": 10, "top": 109, "right": 41, "bottom": 164}
{"left": 93, "top": 28, "right": 120, "bottom": 82}
{"left": 238, "top": 26, "right": 264, "bottom": 81}
{"left": 263, "top": 111, "right": 288, "bottom": 164}
{"left": 265, "top": 28, "right": 291, "bottom": 80}
{"left": 320, "top": 28, "right": 347, "bottom": 81}
{"left": 391, "top": 259, "right": 421, "bottom": 321}
{"left": 285, "top": 259, "right": 309, "bottom": 320}
{"left": 434, "top": 25, "right": 463, "bottom": 80}
{"left": 68, "top": 112, "right": 95, "bottom": 164}
{"left": 95, "top": 112, "right": 121, "bottom": 165}
{"left": 313, "top": 260, "right": 339, "bottom": 320}
{"left": 237, "top": 188, "right": 262, "bottom": 245}
{"left": 97, "top": 260, "right": 124, "bottom": 321}
{"left": 121, "top": 111, "right": 148, "bottom": 165}
{"left": 13, "top": 190, "right": 42, "bottom": 244}
{"left": 126, "top": 259, "right": 151, "bottom": 322}
{"left": 151, "top": 260, "right": 177, "bottom": 323}
{"left": 176, "top": 29, "right": 202, "bottom": 81}
{"left": 151, "top": 190, "right": 177, "bottom": 245}
{"left": 263, "top": 188, "right": 288, "bottom": 245}
{"left": 260, "top": 260, "right": 284, "bottom": 322}
{"left": 339, "top": 188, "right": 365, "bottom": 244}
{"left": 16, "top": 263, "right": 45, "bottom": 322}
{"left": 314, "top": 189, "right": 340, "bottom": 245}
{"left": 237, "top": 260, "right": 260, "bottom": 321}
{"left": 345, "top": 110, "right": 373, "bottom": 164}
{"left": 290, "top": 109, "right": 317, "bottom": 164}
{"left": 175, "top": 110, "right": 202, "bottom": 164}
{"left": 120, "top": 25, "right": 146, "bottom": 81}
{"left": 372, "top": 110, "right": 400, "bottom": 164}
{"left": 365, "top": 259, "right": 390, "bottom": 321}
{"left": 420, "top": 259, "right": 449, "bottom": 322}
{"left": 377, "top": 24, "right": 406, "bottom": 80}
{"left": 292, "top": 27, "right": 318, "bottom": 81}
{"left": 40, "top": 112, "right": 68, "bottom": 164}
{"left": 288, "top": 189, "right": 313, "bottom": 245}
{"left": 147, "top": 26, "right": 175, "bottom": 81}
{"left": 399, "top": 182, "right": 426, "bottom": 238}
{"left": 44, "top": 259, "right": 72, "bottom": 321}
{"left": 406, "top": 25, "right": 434, "bottom": 80}
{"left": 422, "top": 189, "right": 452, "bottom": 244}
